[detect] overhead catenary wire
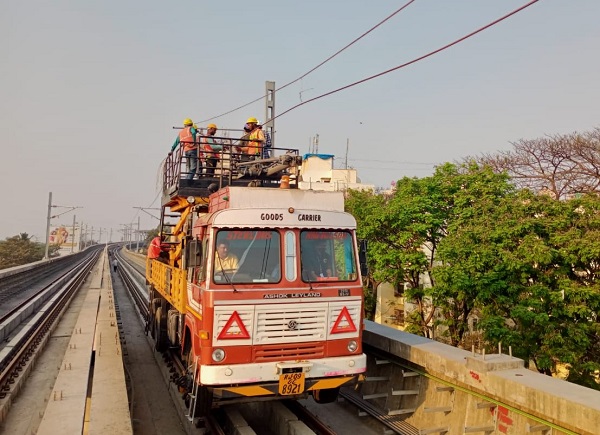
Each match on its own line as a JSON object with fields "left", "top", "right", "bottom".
{"left": 350, "top": 166, "right": 437, "bottom": 172}
{"left": 197, "top": 0, "right": 418, "bottom": 124}
{"left": 268, "top": 0, "right": 542, "bottom": 123}
{"left": 347, "top": 158, "right": 436, "bottom": 165}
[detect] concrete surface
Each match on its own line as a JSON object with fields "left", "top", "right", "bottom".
{"left": 37, "top": 251, "right": 133, "bottom": 435}
{"left": 363, "top": 320, "right": 600, "bottom": 435}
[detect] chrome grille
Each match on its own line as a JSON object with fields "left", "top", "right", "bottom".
{"left": 254, "top": 302, "right": 328, "bottom": 344}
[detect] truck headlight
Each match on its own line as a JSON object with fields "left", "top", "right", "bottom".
{"left": 212, "top": 348, "right": 226, "bottom": 362}
{"left": 348, "top": 340, "right": 358, "bottom": 352}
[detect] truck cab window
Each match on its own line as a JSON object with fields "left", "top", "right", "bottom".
{"left": 213, "top": 230, "right": 281, "bottom": 284}
{"left": 300, "top": 231, "right": 357, "bottom": 282}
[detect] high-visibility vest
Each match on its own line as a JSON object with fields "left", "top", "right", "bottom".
{"left": 245, "top": 128, "right": 264, "bottom": 155}
{"left": 179, "top": 127, "right": 196, "bottom": 152}
{"left": 202, "top": 136, "right": 218, "bottom": 155}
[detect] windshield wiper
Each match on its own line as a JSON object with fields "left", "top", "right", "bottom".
{"left": 216, "top": 256, "right": 238, "bottom": 293}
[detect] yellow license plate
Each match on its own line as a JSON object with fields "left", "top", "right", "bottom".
{"left": 278, "top": 372, "right": 305, "bottom": 395}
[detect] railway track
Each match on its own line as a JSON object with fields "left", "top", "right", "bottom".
{"left": 0, "top": 254, "right": 85, "bottom": 312}
{"left": 0, "top": 248, "right": 102, "bottom": 421}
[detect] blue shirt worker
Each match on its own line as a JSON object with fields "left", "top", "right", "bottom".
{"left": 171, "top": 118, "right": 200, "bottom": 180}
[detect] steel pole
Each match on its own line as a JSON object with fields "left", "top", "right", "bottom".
{"left": 71, "top": 214, "right": 76, "bottom": 253}
{"left": 136, "top": 217, "right": 140, "bottom": 252}
{"left": 44, "top": 192, "right": 52, "bottom": 260}
{"left": 264, "top": 81, "right": 275, "bottom": 156}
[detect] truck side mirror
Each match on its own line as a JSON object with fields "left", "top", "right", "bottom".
{"left": 358, "top": 239, "right": 368, "bottom": 277}
{"left": 186, "top": 239, "right": 203, "bottom": 267}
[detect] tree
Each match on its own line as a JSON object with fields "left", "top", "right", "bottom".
{"left": 0, "top": 234, "right": 59, "bottom": 269}
{"left": 437, "top": 189, "right": 600, "bottom": 386}
{"left": 430, "top": 163, "right": 515, "bottom": 346}
{"left": 145, "top": 226, "right": 160, "bottom": 243}
{"left": 477, "top": 128, "right": 600, "bottom": 200}
{"left": 345, "top": 189, "right": 388, "bottom": 322}
{"left": 347, "top": 162, "right": 513, "bottom": 340}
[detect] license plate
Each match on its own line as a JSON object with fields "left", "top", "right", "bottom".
{"left": 278, "top": 372, "right": 305, "bottom": 395}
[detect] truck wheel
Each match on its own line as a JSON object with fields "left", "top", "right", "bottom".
{"left": 192, "top": 384, "right": 213, "bottom": 417}
{"left": 313, "top": 387, "right": 339, "bottom": 404}
{"left": 154, "top": 306, "right": 168, "bottom": 352}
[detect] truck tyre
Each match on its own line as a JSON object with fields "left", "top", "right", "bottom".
{"left": 154, "top": 306, "right": 168, "bottom": 352}
{"left": 313, "top": 387, "right": 339, "bottom": 404}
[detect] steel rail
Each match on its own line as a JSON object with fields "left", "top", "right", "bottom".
{"left": 0, "top": 249, "right": 101, "bottom": 401}
{"left": 116, "top": 249, "right": 231, "bottom": 434}
{"left": 114, "top": 250, "right": 148, "bottom": 319}
{"left": 339, "top": 388, "right": 419, "bottom": 435}
{"left": 0, "top": 255, "right": 83, "bottom": 307}
{"left": 283, "top": 400, "right": 338, "bottom": 435}
{"left": 0, "top": 253, "right": 95, "bottom": 328}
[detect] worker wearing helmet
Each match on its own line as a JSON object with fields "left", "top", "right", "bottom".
{"left": 171, "top": 118, "right": 200, "bottom": 180}
{"left": 239, "top": 117, "right": 264, "bottom": 157}
{"left": 202, "top": 123, "right": 223, "bottom": 176}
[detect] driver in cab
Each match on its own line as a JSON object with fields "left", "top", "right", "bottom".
{"left": 303, "top": 240, "right": 333, "bottom": 281}
{"left": 214, "top": 241, "right": 239, "bottom": 274}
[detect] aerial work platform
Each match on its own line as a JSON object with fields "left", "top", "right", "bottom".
{"left": 162, "top": 144, "right": 302, "bottom": 206}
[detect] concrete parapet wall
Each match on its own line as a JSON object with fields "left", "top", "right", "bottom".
{"left": 363, "top": 320, "right": 600, "bottom": 435}
{"left": 0, "top": 253, "right": 77, "bottom": 280}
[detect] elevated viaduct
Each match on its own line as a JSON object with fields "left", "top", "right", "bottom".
{"left": 354, "top": 321, "right": 599, "bottom": 435}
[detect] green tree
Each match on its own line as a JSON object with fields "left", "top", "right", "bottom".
{"left": 430, "top": 163, "right": 514, "bottom": 346}
{"left": 145, "top": 226, "right": 160, "bottom": 243}
{"left": 347, "top": 162, "right": 512, "bottom": 339}
{"left": 345, "top": 189, "right": 387, "bottom": 322}
{"left": 348, "top": 158, "right": 600, "bottom": 389}
{"left": 0, "top": 234, "right": 60, "bottom": 269}
{"left": 438, "top": 189, "right": 600, "bottom": 387}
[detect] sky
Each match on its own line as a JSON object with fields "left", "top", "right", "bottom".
{"left": 1, "top": 0, "right": 599, "bottom": 241}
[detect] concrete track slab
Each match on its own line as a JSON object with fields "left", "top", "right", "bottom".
{"left": 37, "top": 251, "right": 133, "bottom": 435}
{"left": 36, "top": 288, "right": 98, "bottom": 435}
{"left": 88, "top": 261, "right": 132, "bottom": 434}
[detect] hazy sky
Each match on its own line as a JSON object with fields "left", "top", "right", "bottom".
{"left": 2, "top": 0, "right": 599, "bottom": 241}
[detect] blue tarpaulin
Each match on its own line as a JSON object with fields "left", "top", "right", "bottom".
{"left": 303, "top": 153, "right": 335, "bottom": 160}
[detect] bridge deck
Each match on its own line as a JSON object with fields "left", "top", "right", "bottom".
{"left": 362, "top": 320, "right": 600, "bottom": 435}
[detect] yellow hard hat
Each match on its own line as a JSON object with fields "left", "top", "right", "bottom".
{"left": 207, "top": 123, "right": 217, "bottom": 129}
{"left": 246, "top": 117, "right": 258, "bottom": 124}
{"left": 183, "top": 118, "right": 193, "bottom": 126}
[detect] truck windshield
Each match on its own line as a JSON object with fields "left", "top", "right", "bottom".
{"left": 213, "top": 230, "right": 281, "bottom": 284}
{"left": 300, "top": 231, "right": 357, "bottom": 282}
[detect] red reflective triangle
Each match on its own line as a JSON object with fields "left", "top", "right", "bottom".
{"left": 217, "top": 311, "right": 250, "bottom": 340}
{"left": 330, "top": 306, "right": 357, "bottom": 334}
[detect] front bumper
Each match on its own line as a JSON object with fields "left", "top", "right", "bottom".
{"left": 201, "top": 354, "right": 367, "bottom": 398}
